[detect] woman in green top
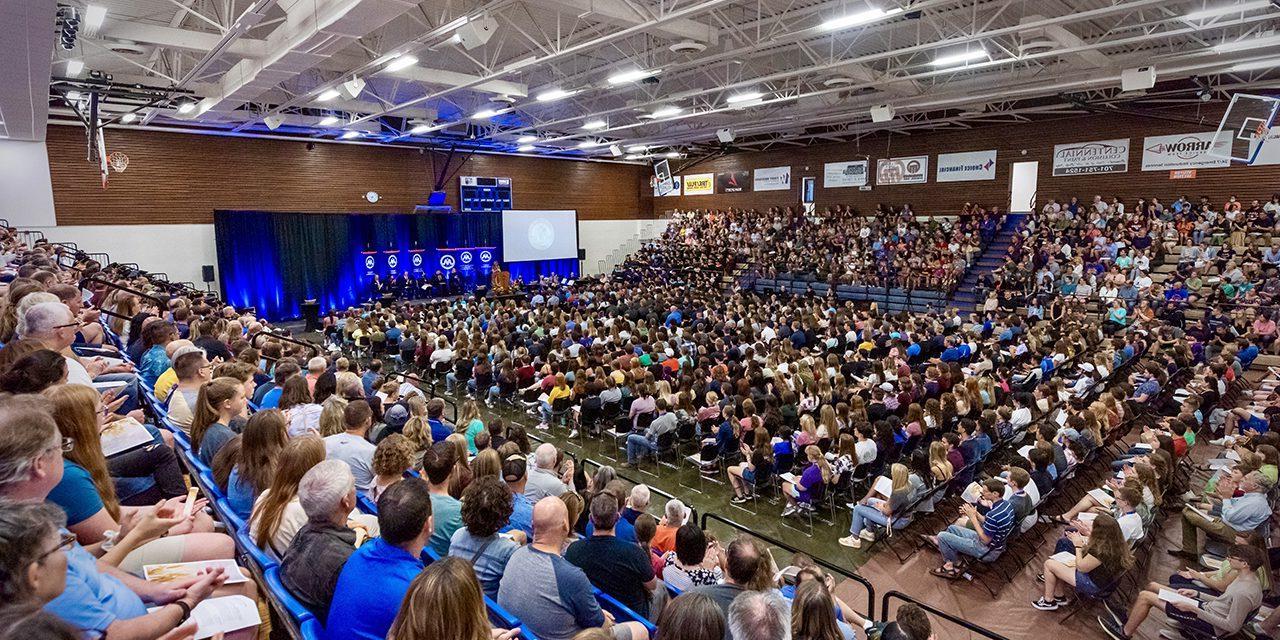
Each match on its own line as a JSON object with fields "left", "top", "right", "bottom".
{"left": 456, "top": 399, "right": 486, "bottom": 455}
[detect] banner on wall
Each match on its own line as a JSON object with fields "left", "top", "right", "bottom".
{"left": 716, "top": 170, "right": 751, "bottom": 193}
{"left": 652, "top": 174, "right": 682, "bottom": 196}
{"left": 753, "top": 166, "right": 792, "bottom": 191}
{"left": 682, "top": 173, "right": 715, "bottom": 195}
{"left": 1052, "top": 138, "right": 1130, "bottom": 176}
{"left": 936, "top": 150, "right": 997, "bottom": 182}
{"left": 823, "top": 160, "right": 869, "bottom": 188}
{"left": 876, "top": 155, "right": 928, "bottom": 185}
{"left": 1141, "top": 132, "right": 1231, "bottom": 171}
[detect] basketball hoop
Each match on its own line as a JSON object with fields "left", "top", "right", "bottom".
{"left": 108, "top": 151, "right": 129, "bottom": 172}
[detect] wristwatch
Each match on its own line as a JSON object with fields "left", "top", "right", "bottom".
{"left": 173, "top": 599, "right": 192, "bottom": 623}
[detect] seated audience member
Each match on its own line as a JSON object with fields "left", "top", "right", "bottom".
{"left": 163, "top": 347, "right": 213, "bottom": 429}
{"left": 0, "top": 349, "right": 67, "bottom": 394}
{"left": 662, "top": 524, "right": 725, "bottom": 591}
{"left": 326, "top": 478, "right": 434, "bottom": 640}
{"left": 280, "top": 460, "right": 360, "bottom": 623}
{"left": 368, "top": 434, "right": 414, "bottom": 501}
{"left": 498, "top": 497, "right": 651, "bottom": 640}
{"left": 449, "top": 476, "right": 523, "bottom": 599}
{"left": 252, "top": 436, "right": 324, "bottom": 554}
{"left": 150, "top": 340, "right": 193, "bottom": 403}
{"left": 1174, "top": 470, "right": 1272, "bottom": 559}
{"left": 727, "top": 591, "right": 789, "bottom": 640}
{"left": 386, "top": 556, "right": 520, "bottom": 640}
{"left": 501, "top": 454, "right": 535, "bottom": 538}
{"left": 1032, "top": 514, "right": 1133, "bottom": 610}
{"left": 782, "top": 445, "right": 832, "bottom": 517}
{"left": 566, "top": 493, "right": 659, "bottom": 620}
{"left": 924, "top": 479, "right": 1015, "bottom": 578}
{"left": 226, "top": 409, "right": 288, "bottom": 520}
{"left": 136, "top": 321, "right": 178, "bottom": 388}
{"left": 651, "top": 498, "right": 687, "bottom": 555}
{"left": 422, "top": 441, "right": 464, "bottom": 557}
{"left": 654, "top": 592, "right": 725, "bottom": 640}
{"left": 426, "top": 398, "right": 455, "bottom": 443}
{"left": 682, "top": 538, "right": 764, "bottom": 621}
{"left": 866, "top": 602, "right": 932, "bottom": 640}
{"left": 256, "top": 361, "right": 300, "bottom": 409}
{"left": 525, "top": 442, "right": 574, "bottom": 501}
{"left": 324, "top": 400, "right": 376, "bottom": 494}
{"left": 1100, "top": 544, "right": 1265, "bottom": 640}
{"left": 0, "top": 397, "right": 257, "bottom": 640}
{"left": 20, "top": 302, "right": 138, "bottom": 403}
{"left": 279, "top": 376, "right": 322, "bottom": 437}
{"left": 840, "top": 463, "right": 916, "bottom": 549}
{"left": 191, "top": 377, "right": 249, "bottom": 466}
{"left": 791, "top": 579, "right": 851, "bottom": 640}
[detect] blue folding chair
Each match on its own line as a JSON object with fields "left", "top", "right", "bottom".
{"left": 263, "top": 566, "right": 316, "bottom": 625}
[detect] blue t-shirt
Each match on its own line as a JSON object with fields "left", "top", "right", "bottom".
{"left": 584, "top": 516, "right": 637, "bottom": 543}
{"left": 45, "top": 535, "right": 149, "bottom": 634}
{"left": 325, "top": 539, "right": 424, "bottom": 640}
{"left": 226, "top": 466, "right": 255, "bottom": 521}
{"left": 502, "top": 492, "right": 535, "bottom": 538}
{"left": 449, "top": 529, "right": 518, "bottom": 600}
{"left": 197, "top": 422, "right": 236, "bottom": 466}
{"left": 138, "top": 345, "right": 171, "bottom": 389}
{"left": 47, "top": 461, "right": 105, "bottom": 526}
{"left": 428, "top": 419, "right": 452, "bottom": 444}
{"left": 428, "top": 493, "right": 464, "bottom": 557}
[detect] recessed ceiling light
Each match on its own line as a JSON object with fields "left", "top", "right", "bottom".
{"left": 517, "top": 134, "right": 537, "bottom": 143}
{"left": 726, "top": 91, "right": 764, "bottom": 104}
{"left": 319, "top": 115, "right": 339, "bottom": 126}
{"left": 318, "top": 89, "right": 341, "bottom": 102}
{"left": 819, "top": 7, "right": 902, "bottom": 31}
{"left": 582, "top": 119, "right": 607, "bottom": 130}
{"left": 607, "top": 68, "right": 659, "bottom": 85}
{"left": 120, "top": 112, "right": 136, "bottom": 123}
{"left": 177, "top": 101, "right": 195, "bottom": 113}
{"left": 931, "top": 49, "right": 989, "bottom": 67}
{"left": 536, "top": 88, "right": 574, "bottom": 102}
{"left": 66, "top": 59, "right": 84, "bottom": 75}
{"left": 340, "top": 130, "right": 361, "bottom": 139}
{"left": 518, "top": 144, "right": 536, "bottom": 152}
{"left": 384, "top": 54, "right": 418, "bottom": 72}
{"left": 652, "top": 105, "right": 682, "bottom": 118}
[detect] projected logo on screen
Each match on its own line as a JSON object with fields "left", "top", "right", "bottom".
{"left": 461, "top": 251, "right": 473, "bottom": 264}
{"left": 480, "top": 250, "right": 493, "bottom": 263}
{"left": 411, "top": 253, "right": 423, "bottom": 267}
{"left": 529, "top": 218, "right": 556, "bottom": 251}
{"left": 387, "top": 254, "right": 399, "bottom": 269}
{"left": 440, "top": 255, "right": 456, "bottom": 271}
{"left": 364, "top": 256, "right": 376, "bottom": 270}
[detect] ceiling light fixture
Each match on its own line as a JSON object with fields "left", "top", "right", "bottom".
{"left": 536, "top": 88, "right": 575, "bottom": 102}
{"left": 651, "top": 105, "right": 682, "bottom": 118}
{"left": 578, "top": 140, "right": 600, "bottom": 148}
{"left": 318, "top": 115, "right": 339, "bottom": 126}
{"left": 66, "top": 59, "right": 84, "bottom": 75}
{"left": 1229, "top": 57, "right": 1279, "bottom": 72}
{"left": 819, "top": 7, "right": 903, "bottom": 31}
{"left": 582, "top": 119, "right": 607, "bottom": 130}
{"left": 317, "top": 89, "right": 341, "bottom": 101}
{"left": 1213, "top": 33, "right": 1280, "bottom": 53}
{"left": 1183, "top": 0, "right": 1270, "bottom": 22}
{"left": 384, "top": 54, "right": 418, "bottom": 72}
{"left": 517, "top": 144, "right": 536, "bottom": 152}
{"left": 120, "top": 112, "right": 136, "bottom": 123}
{"left": 83, "top": 5, "right": 107, "bottom": 33}
{"left": 607, "top": 68, "right": 659, "bottom": 85}
{"left": 726, "top": 91, "right": 764, "bottom": 104}
{"left": 626, "top": 144, "right": 647, "bottom": 153}
{"left": 177, "top": 101, "right": 195, "bottom": 114}
{"left": 517, "top": 134, "right": 538, "bottom": 143}
{"left": 410, "top": 123, "right": 432, "bottom": 134}
{"left": 664, "top": 151, "right": 681, "bottom": 158}
{"left": 472, "top": 108, "right": 501, "bottom": 119}
{"left": 340, "top": 130, "right": 361, "bottom": 139}
{"left": 931, "top": 48, "right": 989, "bottom": 66}
{"left": 66, "top": 90, "right": 82, "bottom": 101}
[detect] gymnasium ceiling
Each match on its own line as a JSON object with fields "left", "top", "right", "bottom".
{"left": 13, "top": 0, "right": 1280, "bottom": 159}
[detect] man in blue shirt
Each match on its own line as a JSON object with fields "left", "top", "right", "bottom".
{"left": 1175, "top": 471, "right": 1273, "bottom": 559}
{"left": 926, "top": 479, "right": 1015, "bottom": 579}
{"left": 501, "top": 456, "right": 535, "bottom": 538}
{"left": 326, "top": 478, "right": 434, "bottom": 640}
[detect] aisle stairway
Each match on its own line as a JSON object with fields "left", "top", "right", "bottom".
{"left": 948, "top": 213, "right": 1026, "bottom": 312}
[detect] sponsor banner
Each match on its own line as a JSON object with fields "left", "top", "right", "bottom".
{"left": 753, "top": 165, "right": 792, "bottom": 191}
{"left": 936, "top": 150, "right": 997, "bottom": 182}
{"left": 1141, "top": 132, "right": 1230, "bottom": 171}
{"left": 1052, "top": 138, "right": 1129, "bottom": 176}
{"left": 652, "top": 174, "right": 682, "bottom": 197}
{"left": 1250, "top": 128, "right": 1280, "bottom": 165}
{"left": 1170, "top": 169, "right": 1197, "bottom": 179}
{"left": 876, "top": 155, "right": 928, "bottom": 185}
{"left": 823, "top": 160, "right": 869, "bottom": 188}
{"left": 716, "top": 170, "right": 751, "bottom": 193}
{"left": 682, "top": 173, "right": 714, "bottom": 195}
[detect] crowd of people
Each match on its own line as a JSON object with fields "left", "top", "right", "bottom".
{"left": 0, "top": 187, "right": 1277, "bottom": 640}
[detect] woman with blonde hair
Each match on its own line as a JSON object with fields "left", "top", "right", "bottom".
{"left": 317, "top": 394, "right": 349, "bottom": 437}
{"left": 369, "top": 433, "right": 415, "bottom": 501}
{"left": 456, "top": 400, "right": 486, "bottom": 454}
{"left": 470, "top": 448, "right": 502, "bottom": 481}
{"left": 445, "top": 433, "right": 474, "bottom": 498}
{"left": 840, "top": 463, "right": 914, "bottom": 548}
{"left": 795, "top": 414, "right": 819, "bottom": 447}
{"left": 817, "top": 404, "right": 837, "bottom": 440}
{"left": 387, "top": 557, "right": 512, "bottom": 640}
{"left": 928, "top": 441, "right": 954, "bottom": 483}
{"left": 401, "top": 395, "right": 431, "bottom": 460}
{"left": 782, "top": 445, "right": 830, "bottom": 517}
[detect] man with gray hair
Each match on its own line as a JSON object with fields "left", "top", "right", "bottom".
{"left": 623, "top": 484, "right": 652, "bottom": 524}
{"left": 1176, "top": 469, "right": 1274, "bottom": 560}
{"left": 727, "top": 591, "right": 790, "bottom": 640}
{"left": 21, "top": 302, "right": 140, "bottom": 409}
{"left": 305, "top": 356, "right": 328, "bottom": 392}
{"left": 280, "top": 460, "right": 360, "bottom": 622}
{"left": 525, "top": 442, "right": 574, "bottom": 501}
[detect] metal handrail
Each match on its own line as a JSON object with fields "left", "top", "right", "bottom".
{"left": 698, "top": 511, "right": 876, "bottom": 618}
{"left": 85, "top": 275, "right": 167, "bottom": 307}
{"left": 880, "top": 590, "right": 1011, "bottom": 640}
{"left": 579, "top": 457, "right": 699, "bottom": 526}
{"left": 249, "top": 330, "right": 322, "bottom": 360}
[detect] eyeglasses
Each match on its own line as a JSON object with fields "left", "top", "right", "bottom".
{"left": 37, "top": 532, "right": 77, "bottom": 562}
{"left": 52, "top": 321, "right": 86, "bottom": 330}
{"left": 60, "top": 437, "right": 74, "bottom": 453}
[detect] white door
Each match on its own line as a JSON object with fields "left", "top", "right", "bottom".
{"left": 1009, "top": 161, "right": 1038, "bottom": 213}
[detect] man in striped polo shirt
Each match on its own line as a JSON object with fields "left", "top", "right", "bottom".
{"left": 926, "top": 478, "right": 1016, "bottom": 579}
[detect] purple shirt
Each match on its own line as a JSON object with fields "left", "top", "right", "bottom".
{"left": 797, "top": 463, "right": 824, "bottom": 503}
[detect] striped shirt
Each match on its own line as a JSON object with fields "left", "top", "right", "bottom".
{"left": 981, "top": 499, "right": 1016, "bottom": 549}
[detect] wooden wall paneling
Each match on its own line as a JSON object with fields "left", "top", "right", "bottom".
{"left": 46, "top": 125, "right": 653, "bottom": 225}
{"left": 655, "top": 106, "right": 1280, "bottom": 215}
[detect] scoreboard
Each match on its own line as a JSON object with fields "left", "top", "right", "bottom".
{"left": 460, "top": 176, "right": 513, "bottom": 212}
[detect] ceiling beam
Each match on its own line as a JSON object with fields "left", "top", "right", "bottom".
{"left": 539, "top": 0, "right": 718, "bottom": 44}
